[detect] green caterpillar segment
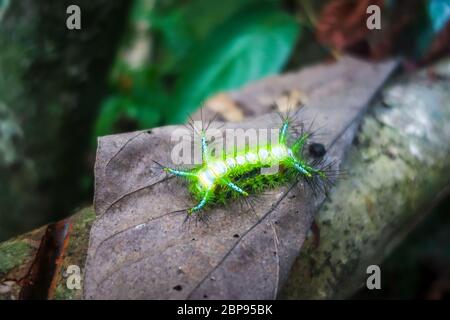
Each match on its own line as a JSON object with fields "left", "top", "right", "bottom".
{"left": 292, "top": 132, "right": 310, "bottom": 154}
{"left": 163, "top": 119, "right": 328, "bottom": 215}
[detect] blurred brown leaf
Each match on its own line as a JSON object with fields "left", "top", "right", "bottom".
{"left": 421, "top": 20, "right": 450, "bottom": 67}
{"left": 315, "top": 0, "right": 424, "bottom": 59}
{"left": 316, "top": 0, "right": 384, "bottom": 52}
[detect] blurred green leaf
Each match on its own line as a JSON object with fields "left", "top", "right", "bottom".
{"left": 414, "top": 0, "right": 450, "bottom": 59}
{"left": 96, "top": 0, "right": 298, "bottom": 135}
{"left": 428, "top": 0, "right": 450, "bottom": 32}
{"left": 149, "top": 0, "right": 263, "bottom": 75}
{"left": 169, "top": 2, "right": 300, "bottom": 123}
{"left": 95, "top": 96, "right": 127, "bottom": 137}
{"left": 94, "top": 94, "right": 162, "bottom": 137}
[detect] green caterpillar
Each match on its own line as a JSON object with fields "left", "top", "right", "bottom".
{"left": 159, "top": 112, "right": 334, "bottom": 216}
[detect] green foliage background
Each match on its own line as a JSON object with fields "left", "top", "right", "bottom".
{"left": 95, "top": 0, "right": 450, "bottom": 138}
{"left": 95, "top": 0, "right": 300, "bottom": 136}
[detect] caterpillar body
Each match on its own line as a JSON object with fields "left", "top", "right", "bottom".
{"left": 159, "top": 111, "right": 335, "bottom": 216}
